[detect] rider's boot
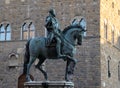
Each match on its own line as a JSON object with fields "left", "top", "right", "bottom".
{"left": 46, "top": 33, "right": 53, "bottom": 47}
{"left": 56, "top": 43, "right": 66, "bottom": 58}
{"left": 46, "top": 38, "right": 51, "bottom": 47}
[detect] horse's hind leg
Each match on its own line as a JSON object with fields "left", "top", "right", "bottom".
{"left": 35, "top": 58, "right": 48, "bottom": 80}
{"left": 26, "top": 56, "right": 36, "bottom": 82}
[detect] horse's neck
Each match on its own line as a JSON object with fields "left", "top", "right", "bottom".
{"left": 64, "top": 28, "right": 78, "bottom": 45}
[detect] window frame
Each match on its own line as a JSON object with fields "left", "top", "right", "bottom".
{"left": 21, "top": 21, "right": 35, "bottom": 40}
{"left": 104, "top": 19, "right": 108, "bottom": 39}
{"left": 118, "top": 61, "right": 120, "bottom": 81}
{"left": 107, "top": 56, "right": 111, "bottom": 78}
{"left": 0, "top": 23, "right": 11, "bottom": 41}
{"left": 111, "top": 25, "right": 115, "bottom": 44}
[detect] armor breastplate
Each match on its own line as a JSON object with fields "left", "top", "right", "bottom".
{"left": 45, "top": 16, "right": 59, "bottom": 33}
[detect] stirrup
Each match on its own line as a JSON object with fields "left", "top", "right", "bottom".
{"left": 58, "top": 54, "right": 66, "bottom": 58}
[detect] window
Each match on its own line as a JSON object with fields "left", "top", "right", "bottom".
{"left": 111, "top": 25, "right": 114, "bottom": 44}
{"left": 112, "top": 2, "right": 114, "bottom": 8}
{"left": 118, "top": 61, "right": 120, "bottom": 81}
{"left": 29, "top": 22, "right": 35, "bottom": 38}
{"left": 118, "top": 10, "right": 120, "bottom": 16}
{"left": 5, "top": 0, "right": 10, "bottom": 4}
{"left": 0, "top": 23, "right": 11, "bottom": 41}
{"left": 22, "top": 23, "right": 28, "bottom": 40}
{"left": 104, "top": 19, "right": 108, "bottom": 39}
{"left": 21, "top": 21, "right": 35, "bottom": 40}
{"left": 118, "top": 30, "right": 120, "bottom": 48}
{"left": 5, "top": 24, "right": 11, "bottom": 40}
{"left": 107, "top": 56, "right": 111, "bottom": 78}
{"left": 0, "top": 24, "right": 5, "bottom": 41}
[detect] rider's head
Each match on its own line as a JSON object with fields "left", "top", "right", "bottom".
{"left": 49, "top": 9, "right": 56, "bottom": 17}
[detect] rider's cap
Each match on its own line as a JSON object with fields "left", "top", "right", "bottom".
{"left": 49, "top": 9, "right": 56, "bottom": 17}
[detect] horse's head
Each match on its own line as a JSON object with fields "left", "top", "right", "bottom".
{"left": 76, "top": 18, "right": 87, "bottom": 45}
{"left": 62, "top": 18, "right": 87, "bottom": 46}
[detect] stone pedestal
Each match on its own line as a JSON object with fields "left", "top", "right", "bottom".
{"left": 24, "top": 81, "right": 74, "bottom": 88}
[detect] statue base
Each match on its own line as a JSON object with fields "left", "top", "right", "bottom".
{"left": 24, "top": 81, "right": 74, "bottom": 88}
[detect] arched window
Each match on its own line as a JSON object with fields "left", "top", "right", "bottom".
{"left": 118, "top": 30, "right": 120, "bottom": 48}
{"left": 22, "top": 23, "right": 27, "bottom": 40}
{"left": 118, "top": 61, "right": 120, "bottom": 81}
{"left": 0, "top": 23, "right": 11, "bottom": 41}
{"left": 0, "top": 24, "right": 5, "bottom": 41}
{"left": 107, "top": 56, "right": 111, "bottom": 78}
{"left": 104, "top": 19, "right": 108, "bottom": 39}
{"left": 118, "top": 10, "right": 120, "bottom": 16}
{"left": 111, "top": 25, "right": 114, "bottom": 44}
{"left": 29, "top": 22, "right": 35, "bottom": 38}
{"left": 21, "top": 21, "right": 35, "bottom": 40}
{"left": 112, "top": 2, "right": 114, "bottom": 8}
{"left": 5, "top": 24, "right": 11, "bottom": 40}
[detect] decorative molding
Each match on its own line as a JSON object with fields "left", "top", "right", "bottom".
{"left": 8, "top": 52, "right": 19, "bottom": 59}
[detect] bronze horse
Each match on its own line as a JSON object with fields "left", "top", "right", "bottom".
{"left": 23, "top": 18, "right": 87, "bottom": 82}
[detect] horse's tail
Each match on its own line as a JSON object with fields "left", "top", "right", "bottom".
{"left": 23, "top": 39, "right": 31, "bottom": 74}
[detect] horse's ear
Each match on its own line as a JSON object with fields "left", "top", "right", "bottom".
{"left": 79, "top": 18, "right": 84, "bottom": 23}
{"left": 79, "top": 18, "right": 87, "bottom": 29}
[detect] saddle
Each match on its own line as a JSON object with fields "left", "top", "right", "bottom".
{"left": 45, "top": 38, "right": 63, "bottom": 58}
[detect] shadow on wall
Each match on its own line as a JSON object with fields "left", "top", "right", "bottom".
{"left": 116, "top": 36, "right": 120, "bottom": 49}
{"left": 100, "top": 36, "right": 120, "bottom": 88}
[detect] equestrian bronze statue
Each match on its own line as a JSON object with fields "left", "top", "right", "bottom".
{"left": 23, "top": 9, "right": 87, "bottom": 82}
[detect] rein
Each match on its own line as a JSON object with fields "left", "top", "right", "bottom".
{"left": 63, "top": 35, "right": 76, "bottom": 46}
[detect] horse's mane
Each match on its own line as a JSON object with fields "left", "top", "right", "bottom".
{"left": 62, "top": 25, "right": 82, "bottom": 34}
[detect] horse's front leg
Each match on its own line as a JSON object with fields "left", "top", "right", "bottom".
{"left": 65, "top": 58, "right": 76, "bottom": 81}
{"left": 26, "top": 56, "right": 36, "bottom": 82}
{"left": 66, "top": 56, "right": 77, "bottom": 64}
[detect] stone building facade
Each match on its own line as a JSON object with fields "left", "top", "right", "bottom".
{"left": 100, "top": 0, "right": 120, "bottom": 88}
{"left": 0, "top": 0, "right": 101, "bottom": 88}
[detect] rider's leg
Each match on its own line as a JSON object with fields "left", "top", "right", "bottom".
{"left": 47, "top": 32, "right": 54, "bottom": 46}
{"left": 56, "top": 38, "right": 66, "bottom": 58}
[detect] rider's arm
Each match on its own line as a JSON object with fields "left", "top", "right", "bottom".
{"left": 45, "top": 16, "right": 51, "bottom": 27}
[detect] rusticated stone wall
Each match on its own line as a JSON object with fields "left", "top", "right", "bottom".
{"left": 0, "top": 0, "right": 100, "bottom": 88}
{"left": 100, "top": 0, "right": 120, "bottom": 88}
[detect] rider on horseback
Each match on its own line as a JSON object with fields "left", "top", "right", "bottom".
{"left": 45, "top": 9, "right": 65, "bottom": 58}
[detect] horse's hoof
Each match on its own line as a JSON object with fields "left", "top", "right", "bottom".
{"left": 26, "top": 78, "right": 32, "bottom": 82}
